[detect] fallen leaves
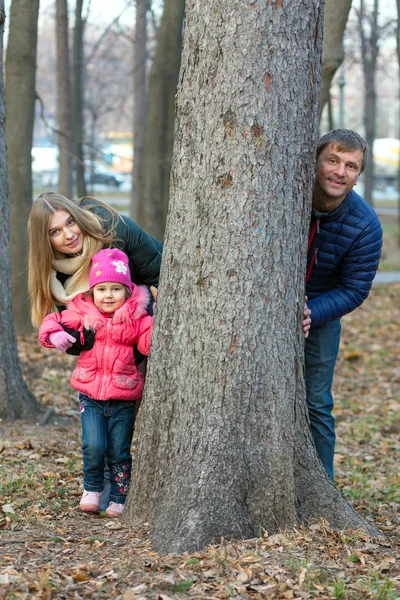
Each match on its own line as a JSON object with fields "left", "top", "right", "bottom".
{"left": 0, "top": 284, "right": 399, "bottom": 598}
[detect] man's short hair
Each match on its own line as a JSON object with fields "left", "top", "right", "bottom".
{"left": 317, "top": 129, "right": 368, "bottom": 173}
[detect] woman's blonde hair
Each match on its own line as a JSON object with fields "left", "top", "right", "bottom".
{"left": 28, "top": 192, "right": 121, "bottom": 328}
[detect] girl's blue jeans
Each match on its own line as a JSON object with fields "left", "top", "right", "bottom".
{"left": 79, "top": 394, "right": 136, "bottom": 504}
{"left": 305, "top": 318, "right": 341, "bottom": 481}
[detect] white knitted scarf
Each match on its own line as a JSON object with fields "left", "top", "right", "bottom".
{"left": 50, "top": 239, "right": 91, "bottom": 305}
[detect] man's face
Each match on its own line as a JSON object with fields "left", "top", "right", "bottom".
{"left": 315, "top": 143, "right": 363, "bottom": 206}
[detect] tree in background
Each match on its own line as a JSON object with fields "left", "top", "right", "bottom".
{"left": 123, "top": 0, "right": 378, "bottom": 553}
{"left": 356, "top": 0, "right": 379, "bottom": 206}
{"left": 85, "top": 27, "right": 133, "bottom": 187}
{"left": 137, "top": 0, "right": 185, "bottom": 241}
{"left": 320, "top": 0, "right": 353, "bottom": 118}
{"left": 396, "top": 0, "right": 400, "bottom": 244}
{"left": 131, "top": 0, "right": 149, "bottom": 222}
{"left": 56, "top": 0, "right": 72, "bottom": 198}
{"left": 0, "top": 1, "right": 42, "bottom": 420}
{"left": 72, "top": 0, "right": 87, "bottom": 197}
{"left": 5, "top": 0, "right": 40, "bottom": 335}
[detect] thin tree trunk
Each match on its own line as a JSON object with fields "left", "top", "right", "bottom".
{"left": 320, "top": 0, "right": 352, "bottom": 117}
{"left": 56, "top": 0, "right": 73, "bottom": 198}
{"left": 72, "top": 0, "right": 86, "bottom": 197}
{"left": 396, "top": 0, "right": 400, "bottom": 244}
{"left": 0, "top": 2, "right": 42, "bottom": 420}
{"left": 359, "top": 0, "right": 379, "bottom": 207}
{"left": 123, "top": 0, "right": 379, "bottom": 554}
{"left": 5, "top": 0, "right": 39, "bottom": 335}
{"left": 131, "top": 0, "right": 148, "bottom": 222}
{"left": 327, "top": 94, "right": 334, "bottom": 130}
{"left": 138, "top": 0, "right": 185, "bottom": 241}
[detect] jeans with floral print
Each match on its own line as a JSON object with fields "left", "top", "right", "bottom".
{"left": 79, "top": 394, "right": 136, "bottom": 504}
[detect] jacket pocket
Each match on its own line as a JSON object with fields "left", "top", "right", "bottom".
{"left": 112, "top": 357, "right": 140, "bottom": 390}
{"left": 72, "top": 360, "right": 97, "bottom": 383}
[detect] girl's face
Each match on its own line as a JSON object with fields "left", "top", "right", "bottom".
{"left": 92, "top": 283, "right": 127, "bottom": 313}
{"left": 48, "top": 210, "right": 84, "bottom": 254}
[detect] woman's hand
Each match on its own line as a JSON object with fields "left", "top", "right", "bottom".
{"left": 150, "top": 286, "right": 158, "bottom": 302}
{"left": 49, "top": 330, "right": 76, "bottom": 352}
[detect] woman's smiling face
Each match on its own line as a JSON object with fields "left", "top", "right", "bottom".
{"left": 48, "top": 210, "right": 84, "bottom": 254}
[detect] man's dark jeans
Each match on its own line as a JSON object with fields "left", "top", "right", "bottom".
{"left": 305, "top": 319, "right": 341, "bottom": 481}
{"left": 79, "top": 395, "right": 136, "bottom": 504}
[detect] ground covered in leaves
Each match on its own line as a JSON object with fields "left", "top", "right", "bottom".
{"left": 0, "top": 283, "right": 399, "bottom": 600}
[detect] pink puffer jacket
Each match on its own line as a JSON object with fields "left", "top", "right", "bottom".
{"left": 39, "top": 285, "right": 153, "bottom": 401}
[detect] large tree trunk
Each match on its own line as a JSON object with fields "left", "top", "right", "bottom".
{"left": 72, "top": 0, "right": 86, "bottom": 197}
{"left": 5, "top": 0, "right": 39, "bottom": 335}
{"left": 56, "top": 0, "right": 73, "bottom": 198}
{"left": 138, "top": 0, "right": 184, "bottom": 241}
{"left": 123, "top": 0, "right": 378, "bottom": 554}
{"left": 0, "top": 3, "right": 42, "bottom": 420}
{"left": 359, "top": 0, "right": 379, "bottom": 206}
{"left": 130, "top": 0, "right": 148, "bottom": 222}
{"left": 320, "top": 0, "right": 352, "bottom": 117}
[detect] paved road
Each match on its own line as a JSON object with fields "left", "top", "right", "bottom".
{"left": 375, "top": 207, "right": 399, "bottom": 216}
{"left": 373, "top": 271, "right": 400, "bottom": 284}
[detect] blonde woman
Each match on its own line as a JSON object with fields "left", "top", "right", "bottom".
{"left": 28, "top": 192, "right": 162, "bottom": 329}
{"left": 28, "top": 192, "right": 161, "bottom": 510}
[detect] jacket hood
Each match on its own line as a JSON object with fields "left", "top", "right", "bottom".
{"left": 70, "top": 284, "right": 151, "bottom": 331}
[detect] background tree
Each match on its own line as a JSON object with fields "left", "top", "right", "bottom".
{"left": 0, "top": 1, "right": 42, "bottom": 420}
{"left": 56, "top": 0, "right": 72, "bottom": 198}
{"left": 137, "top": 0, "right": 185, "bottom": 240}
{"left": 72, "top": 0, "right": 87, "bottom": 196}
{"left": 123, "top": 0, "right": 378, "bottom": 553}
{"left": 131, "top": 0, "right": 148, "bottom": 222}
{"left": 356, "top": 0, "right": 379, "bottom": 206}
{"left": 396, "top": 0, "right": 400, "bottom": 243}
{"left": 5, "top": 0, "right": 40, "bottom": 335}
{"left": 320, "top": 0, "right": 353, "bottom": 117}
{"left": 85, "top": 26, "right": 133, "bottom": 185}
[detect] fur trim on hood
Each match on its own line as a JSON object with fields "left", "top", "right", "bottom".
{"left": 69, "top": 284, "right": 151, "bottom": 331}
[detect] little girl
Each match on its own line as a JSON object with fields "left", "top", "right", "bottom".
{"left": 39, "top": 248, "right": 153, "bottom": 518}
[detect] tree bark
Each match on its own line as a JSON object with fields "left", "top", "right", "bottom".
{"left": 123, "top": 0, "right": 379, "bottom": 554}
{"left": 130, "top": 0, "right": 148, "bottom": 222}
{"left": 72, "top": 0, "right": 87, "bottom": 197}
{"left": 138, "top": 0, "right": 184, "bottom": 241}
{"left": 358, "top": 0, "right": 379, "bottom": 207}
{"left": 56, "top": 0, "right": 73, "bottom": 198}
{"left": 0, "top": 2, "right": 42, "bottom": 420}
{"left": 320, "top": 0, "right": 352, "bottom": 116}
{"left": 5, "top": 0, "right": 39, "bottom": 335}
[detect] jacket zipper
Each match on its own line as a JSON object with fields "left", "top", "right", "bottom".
{"left": 98, "top": 318, "right": 112, "bottom": 400}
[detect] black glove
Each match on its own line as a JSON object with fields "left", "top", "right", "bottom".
{"left": 61, "top": 324, "right": 96, "bottom": 356}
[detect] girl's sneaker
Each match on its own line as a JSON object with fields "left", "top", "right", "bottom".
{"left": 105, "top": 502, "right": 124, "bottom": 518}
{"left": 79, "top": 490, "right": 102, "bottom": 512}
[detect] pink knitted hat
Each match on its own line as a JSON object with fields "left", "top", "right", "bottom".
{"left": 89, "top": 248, "right": 132, "bottom": 289}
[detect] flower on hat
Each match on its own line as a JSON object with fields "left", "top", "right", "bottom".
{"left": 113, "top": 260, "right": 128, "bottom": 275}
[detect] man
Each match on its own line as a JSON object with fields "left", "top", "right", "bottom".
{"left": 305, "top": 129, "right": 382, "bottom": 481}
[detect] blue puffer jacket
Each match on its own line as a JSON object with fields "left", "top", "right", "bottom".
{"left": 306, "top": 189, "right": 382, "bottom": 328}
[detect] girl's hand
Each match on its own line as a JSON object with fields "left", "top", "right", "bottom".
{"left": 49, "top": 331, "right": 76, "bottom": 352}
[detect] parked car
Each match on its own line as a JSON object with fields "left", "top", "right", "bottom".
{"left": 86, "top": 170, "right": 123, "bottom": 188}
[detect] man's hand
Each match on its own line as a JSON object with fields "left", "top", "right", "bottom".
{"left": 302, "top": 296, "right": 311, "bottom": 339}
{"left": 49, "top": 331, "right": 76, "bottom": 352}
